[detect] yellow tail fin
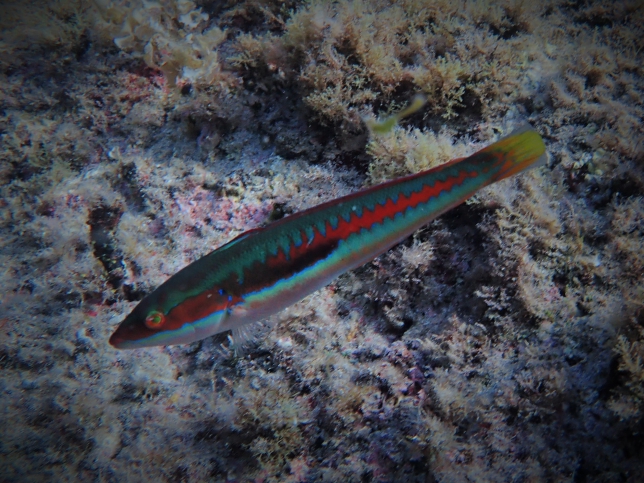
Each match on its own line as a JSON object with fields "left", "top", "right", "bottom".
{"left": 482, "top": 126, "right": 548, "bottom": 182}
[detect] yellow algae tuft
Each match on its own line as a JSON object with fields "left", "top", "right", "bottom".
{"left": 365, "top": 94, "right": 427, "bottom": 135}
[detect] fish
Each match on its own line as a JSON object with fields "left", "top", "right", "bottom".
{"left": 109, "top": 127, "right": 547, "bottom": 349}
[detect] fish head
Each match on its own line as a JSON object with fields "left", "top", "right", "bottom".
{"left": 109, "top": 283, "right": 233, "bottom": 349}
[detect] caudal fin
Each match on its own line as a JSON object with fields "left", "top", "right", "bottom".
{"left": 481, "top": 126, "right": 548, "bottom": 182}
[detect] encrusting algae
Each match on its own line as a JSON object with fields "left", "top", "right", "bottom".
{"left": 0, "top": 1, "right": 643, "bottom": 482}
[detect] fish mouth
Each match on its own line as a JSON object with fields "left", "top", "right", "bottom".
{"left": 109, "top": 329, "right": 156, "bottom": 349}
{"left": 108, "top": 330, "right": 125, "bottom": 348}
{"left": 109, "top": 327, "right": 136, "bottom": 349}
{"left": 109, "top": 319, "right": 149, "bottom": 349}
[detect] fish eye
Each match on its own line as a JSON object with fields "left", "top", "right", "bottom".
{"left": 144, "top": 311, "right": 165, "bottom": 329}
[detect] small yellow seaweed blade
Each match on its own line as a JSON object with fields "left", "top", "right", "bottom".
{"left": 366, "top": 94, "right": 427, "bottom": 135}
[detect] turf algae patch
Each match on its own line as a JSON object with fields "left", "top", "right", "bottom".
{"left": 1, "top": 0, "right": 643, "bottom": 481}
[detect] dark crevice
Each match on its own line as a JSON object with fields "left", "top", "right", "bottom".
{"left": 88, "top": 205, "right": 124, "bottom": 291}
{"left": 118, "top": 162, "right": 147, "bottom": 213}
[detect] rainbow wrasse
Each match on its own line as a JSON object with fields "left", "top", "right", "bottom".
{"left": 109, "top": 127, "right": 547, "bottom": 349}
